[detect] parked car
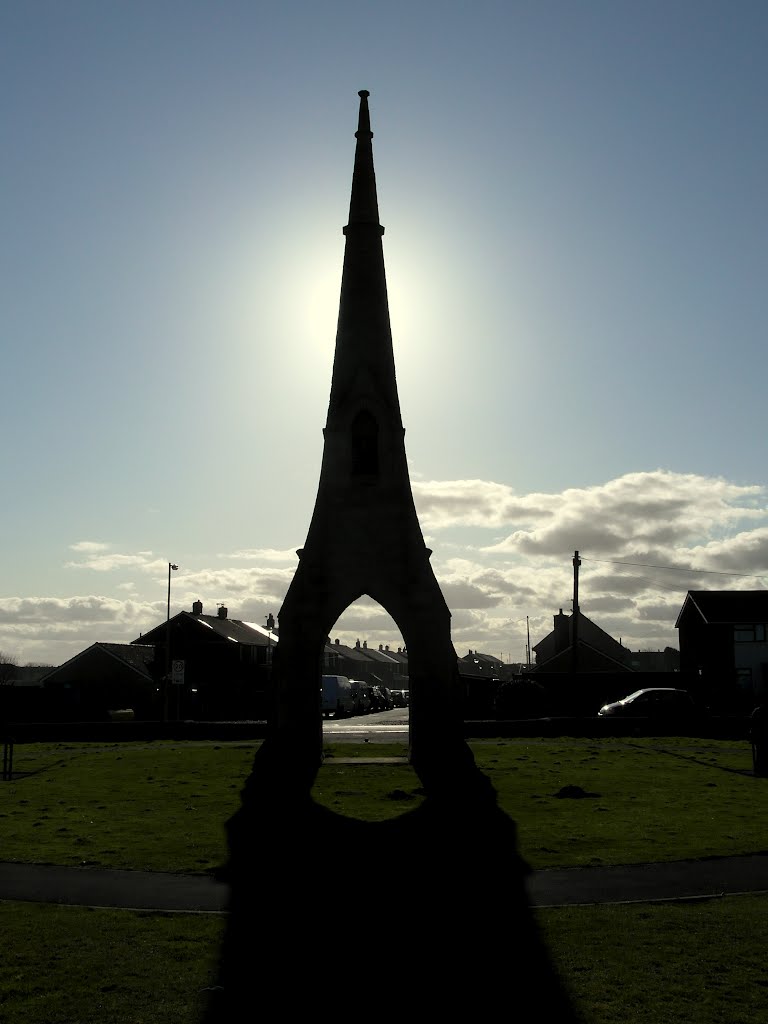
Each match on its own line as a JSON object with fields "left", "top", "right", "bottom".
{"left": 349, "top": 679, "right": 371, "bottom": 715}
{"left": 597, "top": 688, "right": 702, "bottom": 721}
{"left": 380, "top": 686, "right": 395, "bottom": 710}
{"left": 321, "top": 675, "right": 356, "bottom": 718}
{"left": 390, "top": 689, "right": 409, "bottom": 707}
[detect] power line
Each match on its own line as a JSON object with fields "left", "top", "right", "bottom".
{"left": 582, "top": 556, "right": 767, "bottom": 580}
{"left": 602, "top": 568, "right": 692, "bottom": 594}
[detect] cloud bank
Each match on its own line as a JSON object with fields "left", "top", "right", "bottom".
{"left": 3, "top": 471, "right": 766, "bottom": 667}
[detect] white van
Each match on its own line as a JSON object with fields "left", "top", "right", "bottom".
{"left": 321, "top": 675, "right": 356, "bottom": 718}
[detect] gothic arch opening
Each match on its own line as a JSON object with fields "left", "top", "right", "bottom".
{"left": 315, "top": 597, "right": 422, "bottom": 821}
{"left": 321, "top": 597, "right": 408, "bottom": 721}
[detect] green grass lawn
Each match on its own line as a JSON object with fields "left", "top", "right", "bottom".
{"left": 1, "top": 736, "right": 766, "bottom": 1024}
{"left": 540, "top": 894, "right": 768, "bottom": 1024}
{"left": 0, "top": 737, "right": 763, "bottom": 872}
{"left": 0, "top": 901, "right": 222, "bottom": 1024}
{"left": 2, "top": 895, "right": 767, "bottom": 1024}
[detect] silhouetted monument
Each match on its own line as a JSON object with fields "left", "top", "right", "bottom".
{"left": 205, "top": 92, "right": 580, "bottom": 1022}
{"left": 259, "top": 88, "right": 474, "bottom": 788}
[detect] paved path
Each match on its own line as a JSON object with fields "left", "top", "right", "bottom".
{"left": 527, "top": 853, "right": 768, "bottom": 907}
{"left": 2, "top": 854, "right": 768, "bottom": 913}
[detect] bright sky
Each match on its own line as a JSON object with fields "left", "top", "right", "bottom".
{"left": 2, "top": 1, "right": 767, "bottom": 668}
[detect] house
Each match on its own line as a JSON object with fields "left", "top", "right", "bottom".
{"left": 626, "top": 649, "right": 680, "bottom": 673}
{"left": 532, "top": 609, "right": 632, "bottom": 673}
{"left": 132, "top": 601, "right": 276, "bottom": 719}
{"left": 322, "top": 638, "right": 407, "bottom": 689}
{"left": 676, "top": 590, "right": 768, "bottom": 710}
{"left": 459, "top": 651, "right": 505, "bottom": 718}
{"left": 530, "top": 609, "right": 684, "bottom": 715}
{"left": 378, "top": 644, "right": 409, "bottom": 688}
{"left": 0, "top": 664, "right": 57, "bottom": 723}
{"left": 461, "top": 650, "right": 505, "bottom": 677}
{"left": 354, "top": 643, "right": 401, "bottom": 687}
{"left": 41, "top": 643, "right": 158, "bottom": 720}
{"left": 323, "top": 638, "right": 377, "bottom": 680}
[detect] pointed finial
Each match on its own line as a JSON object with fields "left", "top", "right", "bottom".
{"left": 345, "top": 88, "right": 381, "bottom": 231}
{"left": 356, "top": 89, "right": 372, "bottom": 139}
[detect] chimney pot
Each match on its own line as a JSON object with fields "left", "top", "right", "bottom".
{"left": 218, "top": 605, "right": 228, "bottom": 619}
{"left": 192, "top": 600, "right": 203, "bottom": 615}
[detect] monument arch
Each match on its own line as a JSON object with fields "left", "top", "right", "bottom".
{"left": 206, "top": 91, "right": 580, "bottom": 1024}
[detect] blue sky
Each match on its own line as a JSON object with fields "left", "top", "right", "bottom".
{"left": 2, "top": 1, "right": 767, "bottom": 667}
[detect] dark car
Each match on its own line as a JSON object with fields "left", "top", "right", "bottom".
{"left": 598, "top": 688, "right": 702, "bottom": 720}
{"left": 380, "top": 686, "right": 395, "bottom": 710}
{"left": 349, "top": 679, "right": 371, "bottom": 715}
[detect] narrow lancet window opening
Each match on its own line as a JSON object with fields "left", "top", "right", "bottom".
{"left": 350, "top": 409, "right": 380, "bottom": 478}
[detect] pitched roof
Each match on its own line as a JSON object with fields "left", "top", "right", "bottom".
{"left": 134, "top": 612, "right": 276, "bottom": 647}
{"left": 383, "top": 648, "right": 408, "bottom": 666}
{"left": 325, "top": 641, "right": 376, "bottom": 663}
{"left": 675, "top": 590, "right": 768, "bottom": 628}
{"left": 98, "top": 643, "right": 156, "bottom": 678}
{"left": 41, "top": 643, "right": 156, "bottom": 684}
{"left": 535, "top": 638, "right": 633, "bottom": 673}
{"left": 358, "top": 647, "right": 399, "bottom": 665}
{"left": 462, "top": 651, "right": 505, "bottom": 668}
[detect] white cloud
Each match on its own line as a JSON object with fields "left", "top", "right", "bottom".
{"left": 65, "top": 551, "right": 158, "bottom": 572}
{"left": 412, "top": 471, "right": 765, "bottom": 560}
{"left": 8, "top": 471, "right": 768, "bottom": 666}
{"left": 413, "top": 479, "right": 554, "bottom": 530}
{"left": 221, "top": 547, "right": 300, "bottom": 563}
{"left": 409, "top": 469, "right": 768, "bottom": 656}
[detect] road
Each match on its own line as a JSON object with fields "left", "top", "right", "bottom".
{"left": 322, "top": 707, "right": 409, "bottom": 742}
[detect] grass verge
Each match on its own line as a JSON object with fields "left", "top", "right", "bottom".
{"left": 0, "top": 736, "right": 762, "bottom": 872}
{"left": 0, "top": 900, "right": 223, "bottom": 1024}
{"left": 540, "top": 894, "right": 768, "bottom": 1023}
{"left": 1, "top": 737, "right": 765, "bottom": 1024}
{"left": 2, "top": 895, "right": 768, "bottom": 1024}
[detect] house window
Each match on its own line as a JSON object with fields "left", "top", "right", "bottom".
{"left": 735, "top": 624, "right": 767, "bottom": 643}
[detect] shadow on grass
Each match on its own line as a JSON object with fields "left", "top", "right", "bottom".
{"left": 203, "top": 739, "right": 585, "bottom": 1022}
{"left": 625, "top": 740, "right": 757, "bottom": 778}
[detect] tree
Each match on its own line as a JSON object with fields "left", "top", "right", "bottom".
{"left": 0, "top": 652, "right": 18, "bottom": 687}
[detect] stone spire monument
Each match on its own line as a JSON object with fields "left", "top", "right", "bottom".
{"left": 205, "top": 92, "right": 580, "bottom": 1024}
{"left": 265, "top": 88, "right": 473, "bottom": 788}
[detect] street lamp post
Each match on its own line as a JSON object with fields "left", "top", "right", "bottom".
{"left": 263, "top": 613, "right": 275, "bottom": 723}
{"left": 163, "top": 563, "right": 179, "bottom": 723}
{"left": 265, "top": 613, "right": 275, "bottom": 668}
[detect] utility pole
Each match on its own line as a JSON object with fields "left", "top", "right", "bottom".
{"left": 572, "top": 550, "right": 581, "bottom": 677}
{"left": 526, "top": 615, "right": 531, "bottom": 669}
